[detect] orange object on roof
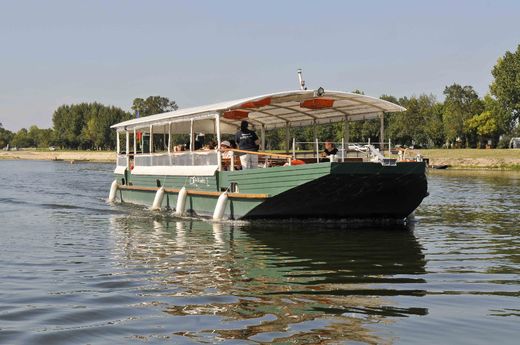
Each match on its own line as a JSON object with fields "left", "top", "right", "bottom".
{"left": 240, "top": 97, "right": 272, "bottom": 109}
{"left": 300, "top": 98, "right": 335, "bottom": 110}
{"left": 291, "top": 159, "right": 305, "bottom": 165}
{"left": 223, "top": 110, "right": 249, "bottom": 120}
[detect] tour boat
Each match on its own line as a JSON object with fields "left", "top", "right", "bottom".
{"left": 109, "top": 88, "right": 428, "bottom": 223}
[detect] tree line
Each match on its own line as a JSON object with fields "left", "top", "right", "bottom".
{"left": 2, "top": 45, "right": 519, "bottom": 150}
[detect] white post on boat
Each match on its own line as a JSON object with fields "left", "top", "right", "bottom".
{"left": 133, "top": 128, "right": 137, "bottom": 155}
{"left": 215, "top": 113, "right": 222, "bottom": 171}
{"left": 108, "top": 180, "right": 118, "bottom": 202}
{"left": 149, "top": 125, "right": 153, "bottom": 154}
{"left": 168, "top": 122, "right": 171, "bottom": 154}
{"left": 343, "top": 115, "right": 349, "bottom": 159}
{"left": 189, "top": 119, "right": 194, "bottom": 152}
{"left": 125, "top": 130, "right": 130, "bottom": 169}
{"left": 315, "top": 138, "right": 319, "bottom": 163}
{"left": 341, "top": 137, "right": 345, "bottom": 162}
{"left": 230, "top": 151, "right": 235, "bottom": 171}
{"left": 380, "top": 112, "right": 385, "bottom": 151}
{"left": 116, "top": 131, "right": 120, "bottom": 154}
{"left": 212, "top": 192, "right": 228, "bottom": 220}
{"left": 260, "top": 124, "right": 266, "bottom": 151}
{"left": 389, "top": 138, "right": 391, "bottom": 156}
{"left": 175, "top": 186, "right": 188, "bottom": 217}
{"left": 151, "top": 186, "right": 165, "bottom": 211}
{"left": 292, "top": 137, "right": 296, "bottom": 159}
{"left": 285, "top": 121, "right": 290, "bottom": 154}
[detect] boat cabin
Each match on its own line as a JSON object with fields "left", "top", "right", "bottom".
{"left": 111, "top": 89, "right": 406, "bottom": 176}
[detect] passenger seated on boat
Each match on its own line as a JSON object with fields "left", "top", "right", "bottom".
{"left": 220, "top": 141, "right": 233, "bottom": 159}
{"left": 220, "top": 140, "right": 241, "bottom": 170}
{"left": 174, "top": 144, "right": 185, "bottom": 152}
{"left": 321, "top": 140, "right": 338, "bottom": 157}
{"left": 202, "top": 141, "right": 216, "bottom": 150}
{"left": 320, "top": 140, "right": 338, "bottom": 162}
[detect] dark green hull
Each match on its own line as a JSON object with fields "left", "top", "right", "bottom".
{"left": 115, "top": 162, "right": 427, "bottom": 221}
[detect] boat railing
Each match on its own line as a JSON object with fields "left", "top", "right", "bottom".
{"left": 134, "top": 151, "right": 219, "bottom": 167}
{"left": 292, "top": 139, "right": 396, "bottom": 165}
{"left": 220, "top": 149, "right": 293, "bottom": 171}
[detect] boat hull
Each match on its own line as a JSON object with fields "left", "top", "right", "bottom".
{"left": 245, "top": 162, "right": 427, "bottom": 220}
{"left": 115, "top": 162, "right": 427, "bottom": 222}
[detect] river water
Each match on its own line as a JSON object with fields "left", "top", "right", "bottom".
{"left": 0, "top": 160, "right": 518, "bottom": 344}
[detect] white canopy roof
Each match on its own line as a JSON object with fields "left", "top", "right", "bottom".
{"left": 112, "top": 90, "right": 405, "bottom": 133}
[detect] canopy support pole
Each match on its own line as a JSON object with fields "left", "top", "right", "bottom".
{"left": 168, "top": 122, "right": 171, "bottom": 154}
{"left": 380, "top": 113, "right": 385, "bottom": 151}
{"left": 116, "top": 131, "right": 120, "bottom": 154}
{"left": 149, "top": 125, "right": 153, "bottom": 154}
{"left": 343, "top": 115, "right": 349, "bottom": 159}
{"left": 133, "top": 128, "right": 137, "bottom": 155}
{"left": 215, "top": 113, "right": 222, "bottom": 171}
{"left": 285, "top": 122, "right": 290, "bottom": 154}
{"left": 260, "top": 124, "right": 266, "bottom": 151}
{"left": 125, "top": 131, "right": 130, "bottom": 168}
{"left": 189, "top": 119, "right": 194, "bottom": 152}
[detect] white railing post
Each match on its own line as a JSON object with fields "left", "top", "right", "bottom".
{"left": 341, "top": 138, "right": 345, "bottom": 162}
{"left": 116, "top": 131, "right": 120, "bottom": 154}
{"left": 230, "top": 151, "right": 235, "bottom": 171}
{"left": 215, "top": 113, "right": 222, "bottom": 171}
{"left": 133, "top": 128, "right": 137, "bottom": 155}
{"left": 292, "top": 137, "right": 296, "bottom": 159}
{"left": 315, "top": 138, "right": 319, "bottom": 163}
{"left": 125, "top": 131, "right": 130, "bottom": 168}
{"left": 149, "top": 125, "right": 153, "bottom": 154}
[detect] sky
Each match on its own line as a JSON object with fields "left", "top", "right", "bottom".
{"left": 1, "top": 0, "right": 519, "bottom": 131}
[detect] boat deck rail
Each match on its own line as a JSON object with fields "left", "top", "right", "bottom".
{"left": 134, "top": 151, "right": 218, "bottom": 167}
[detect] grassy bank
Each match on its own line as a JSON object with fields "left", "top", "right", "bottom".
{"left": 418, "top": 149, "right": 520, "bottom": 170}
{"left": 1, "top": 148, "right": 519, "bottom": 170}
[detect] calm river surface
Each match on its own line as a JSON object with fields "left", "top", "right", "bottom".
{"left": 0, "top": 160, "right": 519, "bottom": 344}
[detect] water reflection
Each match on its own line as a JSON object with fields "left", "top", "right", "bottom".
{"left": 109, "top": 215, "right": 427, "bottom": 343}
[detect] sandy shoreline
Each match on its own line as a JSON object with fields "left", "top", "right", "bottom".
{"left": 1, "top": 149, "right": 519, "bottom": 170}
{"left": 0, "top": 150, "right": 115, "bottom": 163}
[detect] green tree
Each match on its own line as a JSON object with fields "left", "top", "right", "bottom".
{"left": 0, "top": 123, "right": 14, "bottom": 148}
{"left": 387, "top": 94, "right": 441, "bottom": 147}
{"left": 11, "top": 128, "right": 34, "bottom": 148}
{"left": 442, "top": 84, "right": 484, "bottom": 147}
{"left": 27, "top": 125, "right": 55, "bottom": 148}
{"left": 490, "top": 44, "right": 520, "bottom": 130}
{"left": 52, "top": 103, "right": 131, "bottom": 149}
{"left": 465, "top": 110, "right": 498, "bottom": 147}
{"left": 131, "top": 96, "right": 178, "bottom": 117}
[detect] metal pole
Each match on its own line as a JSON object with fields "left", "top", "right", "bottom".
{"left": 260, "top": 124, "right": 266, "bottom": 151}
{"left": 116, "top": 131, "right": 120, "bottom": 154}
{"left": 292, "top": 137, "right": 296, "bottom": 159}
{"left": 285, "top": 122, "right": 290, "bottom": 154}
{"left": 380, "top": 113, "right": 385, "bottom": 151}
{"left": 215, "top": 114, "right": 222, "bottom": 171}
{"left": 125, "top": 131, "right": 130, "bottom": 168}
{"left": 341, "top": 138, "right": 345, "bottom": 162}
{"left": 168, "top": 122, "right": 171, "bottom": 154}
{"left": 149, "top": 125, "right": 153, "bottom": 154}
{"left": 315, "top": 138, "right": 319, "bottom": 164}
{"left": 189, "top": 119, "right": 194, "bottom": 152}
{"left": 133, "top": 128, "right": 137, "bottom": 155}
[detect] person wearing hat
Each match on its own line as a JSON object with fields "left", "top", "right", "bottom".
{"left": 235, "top": 120, "right": 259, "bottom": 169}
{"left": 220, "top": 140, "right": 233, "bottom": 159}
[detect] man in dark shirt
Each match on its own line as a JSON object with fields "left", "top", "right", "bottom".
{"left": 235, "top": 120, "right": 260, "bottom": 169}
